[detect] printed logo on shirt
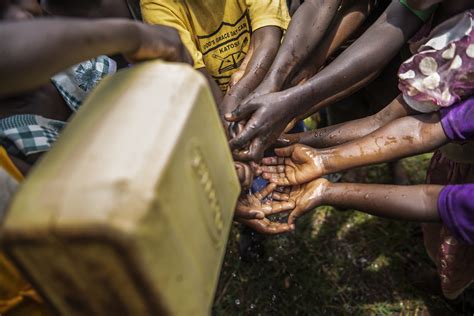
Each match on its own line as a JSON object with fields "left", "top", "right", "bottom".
{"left": 196, "top": 10, "right": 252, "bottom": 92}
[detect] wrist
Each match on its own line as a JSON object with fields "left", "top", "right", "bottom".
{"left": 109, "top": 19, "right": 142, "bottom": 56}
{"left": 309, "top": 148, "right": 329, "bottom": 177}
{"left": 264, "top": 70, "right": 287, "bottom": 91}
{"left": 320, "top": 180, "right": 334, "bottom": 206}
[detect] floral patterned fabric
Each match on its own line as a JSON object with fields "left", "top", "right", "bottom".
{"left": 51, "top": 56, "right": 116, "bottom": 112}
{"left": 398, "top": 10, "right": 474, "bottom": 113}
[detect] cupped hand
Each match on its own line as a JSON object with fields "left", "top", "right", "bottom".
{"left": 125, "top": 23, "right": 193, "bottom": 65}
{"left": 235, "top": 183, "right": 294, "bottom": 220}
{"left": 225, "top": 91, "right": 294, "bottom": 162}
{"left": 235, "top": 183, "right": 295, "bottom": 234}
{"left": 260, "top": 144, "right": 325, "bottom": 186}
{"left": 236, "top": 217, "right": 293, "bottom": 235}
{"left": 272, "top": 178, "right": 329, "bottom": 228}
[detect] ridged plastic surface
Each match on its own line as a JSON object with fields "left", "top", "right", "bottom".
{"left": 1, "top": 61, "right": 240, "bottom": 316}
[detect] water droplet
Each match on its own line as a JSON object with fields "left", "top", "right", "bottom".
{"left": 250, "top": 303, "right": 256, "bottom": 310}
{"left": 232, "top": 272, "right": 237, "bottom": 278}
{"left": 268, "top": 256, "right": 274, "bottom": 262}
{"left": 272, "top": 294, "right": 277, "bottom": 302}
{"left": 235, "top": 299, "right": 241, "bottom": 306}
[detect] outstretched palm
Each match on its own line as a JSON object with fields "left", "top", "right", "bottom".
{"left": 234, "top": 183, "right": 295, "bottom": 235}
{"left": 261, "top": 144, "right": 324, "bottom": 186}
{"left": 271, "top": 178, "right": 329, "bottom": 227}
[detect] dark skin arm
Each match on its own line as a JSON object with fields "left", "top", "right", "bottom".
{"left": 277, "top": 94, "right": 415, "bottom": 148}
{"left": 230, "top": 0, "right": 372, "bottom": 152}
{"left": 268, "top": 178, "right": 443, "bottom": 228}
{"left": 261, "top": 111, "right": 447, "bottom": 186}
{"left": 226, "top": 1, "right": 423, "bottom": 160}
{"left": 248, "top": 0, "right": 343, "bottom": 96}
{"left": 219, "top": 26, "right": 283, "bottom": 119}
{"left": 227, "top": 0, "right": 474, "bottom": 161}
{"left": 0, "top": 18, "right": 192, "bottom": 97}
{"left": 287, "top": 0, "right": 372, "bottom": 87}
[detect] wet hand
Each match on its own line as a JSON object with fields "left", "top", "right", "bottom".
{"left": 225, "top": 91, "right": 294, "bottom": 162}
{"left": 125, "top": 24, "right": 193, "bottom": 65}
{"left": 272, "top": 178, "right": 329, "bottom": 229}
{"left": 234, "top": 183, "right": 295, "bottom": 234}
{"left": 260, "top": 144, "right": 325, "bottom": 186}
{"left": 234, "top": 161, "right": 260, "bottom": 190}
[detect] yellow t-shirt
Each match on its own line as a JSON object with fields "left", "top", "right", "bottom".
{"left": 141, "top": 0, "right": 290, "bottom": 92}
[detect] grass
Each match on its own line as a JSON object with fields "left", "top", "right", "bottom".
{"left": 212, "top": 154, "right": 457, "bottom": 315}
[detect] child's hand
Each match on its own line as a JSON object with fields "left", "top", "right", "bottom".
{"left": 236, "top": 217, "right": 292, "bottom": 235}
{"left": 125, "top": 24, "right": 193, "bottom": 65}
{"left": 234, "top": 161, "right": 260, "bottom": 190}
{"left": 260, "top": 144, "right": 325, "bottom": 186}
{"left": 235, "top": 183, "right": 294, "bottom": 220}
{"left": 235, "top": 183, "right": 295, "bottom": 234}
{"left": 272, "top": 178, "right": 329, "bottom": 229}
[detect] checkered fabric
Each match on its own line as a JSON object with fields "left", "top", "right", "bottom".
{"left": 1, "top": 56, "right": 116, "bottom": 157}
{"left": 0, "top": 115, "right": 65, "bottom": 156}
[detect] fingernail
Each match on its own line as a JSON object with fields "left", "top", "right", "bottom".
{"left": 290, "top": 224, "right": 295, "bottom": 230}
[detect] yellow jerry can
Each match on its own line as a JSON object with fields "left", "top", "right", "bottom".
{"left": 0, "top": 61, "right": 240, "bottom": 315}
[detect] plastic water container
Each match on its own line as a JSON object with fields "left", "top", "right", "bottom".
{"left": 1, "top": 61, "right": 240, "bottom": 315}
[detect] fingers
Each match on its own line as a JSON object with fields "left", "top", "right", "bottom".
{"left": 274, "top": 145, "right": 296, "bottom": 158}
{"left": 232, "top": 148, "right": 253, "bottom": 162}
{"left": 249, "top": 162, "right": 261, "bottom": 176}
{"left": 237, "top": 218, "right": 292, "bottom": 235}
{"left": 228, "top": 116, "right": 260, "bottom": 150}
{"left": 260, "top": 165, "right": 285, "bottom": 173}
{"left": 272, "top": 192, "right": 289, "bottom": 201}
{"left": 288, "top": 208, "right": 304, "bottom": 229}
{"left": 253, "top": 183, "right": 277, "bottom": 200}
{"left": 275, "top": 186, "right": 291, "bottom": 194}
{"left": 234, "top": 207, "right": 265, "bottom": 220}
{"left": 261, "top": 201, "right": 295, "bottom": 216}
{"left": 262, "top": 173, "right": 291, "bottom": 186}
{"left": 262, "top": 157, "right": 285, "bottom": 166}
{"left": 247, "top": 137, "right": 265, "bottom": 162}
{"left": 224, "top": 101, "right": 258, "bottom": 122}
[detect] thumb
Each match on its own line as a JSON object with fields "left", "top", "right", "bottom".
{"left": 225, "top": 101, "right": 258, "bottom": 122}
{"left": 287, "top": 208, "right": 302, "bottom": 229}
{"left": 274, "top": 145, "right": 295, "bottom": 158}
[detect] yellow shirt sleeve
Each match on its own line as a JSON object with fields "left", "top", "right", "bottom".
{"left": 245, "top": 0, "right": 291, "bottom": 32}
{"left": 140, "top": 0, "right": 206, "bottom": 69}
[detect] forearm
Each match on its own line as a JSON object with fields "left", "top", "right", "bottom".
{"left": 281, "top": 1, "right": 423, "bottom": 118}
{"left": 297, "top": 95, "right": 413, "bottom": 148}
{"left": 221, "top": 27, "right": 282, "bottom": 114}
{"left": 288, "top": 0, "right": 371, "bottom": 87}
{"left": 0, "top": 18, "right": 140, "bottom": 97}
{"left": 263, "top": 0, "right": 342, "bottom": 90}
{"left": 322, "top": 182, "right": 443, "bottom": 222}
{"left": 319, "top": 112, "right": 448, "bottom": 174}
